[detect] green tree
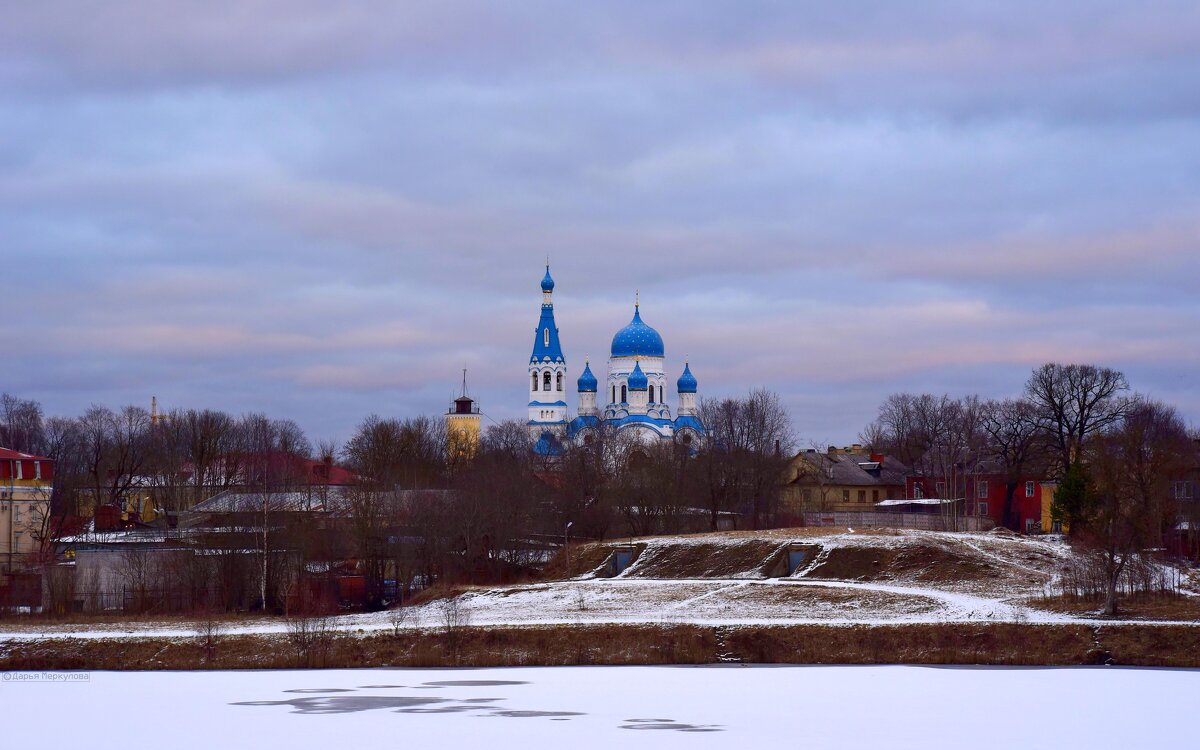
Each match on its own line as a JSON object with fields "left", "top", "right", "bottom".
{"left": 1051, "top": 462, "right": 1094, "bottom": 531}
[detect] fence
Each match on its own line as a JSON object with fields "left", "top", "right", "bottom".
{"left": 65, "top": 587, "right": 202, "bottom": 614}
{"left": 803, "top": 511, "right": 995, "bottom": 532}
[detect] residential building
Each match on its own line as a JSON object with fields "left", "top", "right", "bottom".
{"left": 0, "top": 447, "right": 54, "bottom": 571}
{"left": 783, "top": 446, "right": 906, "bottom": 518}
{"left": 907, "top": 471, "right": 1053, "bottom": 532}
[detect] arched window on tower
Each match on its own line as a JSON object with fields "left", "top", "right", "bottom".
{"left": 621, "top": 384, "right": 627, "bottom": 403}
{"left": 556, "top": 372, "right": 563, "bottom": 391}
{"left": 532, "top": 372, "right": 538, "bottom": 391}
{"left": 543, "top": 328, "right": 549, "bottom": 347}
{"left": 648, "top": 382, "right": 655, "bottom": 404}
{"left": 612, "top": 385, "right": 616, "bottom": 404}
{"left": 659, "top": 385, "right": 664, "bottom": 403}
{"left": 543, "top": 371, "right": 552, "bottom": 390}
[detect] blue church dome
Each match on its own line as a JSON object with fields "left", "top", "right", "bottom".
{"left": 541, "top": 265, "right": 555, "bottom": 292}
{"left": 627, "top": 359, "right": 649, "bottom": 391}
{"left": 610, "top": 305, "right": 664, "bottom": 358}
{"left": 677, "top": 362, "right": 697, "bottom": 393}
{"left": 577, "top": 361, "right": 597, "bottom": 392}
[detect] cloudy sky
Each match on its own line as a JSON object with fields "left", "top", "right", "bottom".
{"left": 3, "top": 1, "right": 1199, "bottom": 446}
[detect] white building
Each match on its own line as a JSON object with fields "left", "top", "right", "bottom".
{"left": 525, "top": 266, "right": 704, "bottom": 452}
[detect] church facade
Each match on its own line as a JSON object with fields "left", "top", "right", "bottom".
{"left": 527, "top": 265, "right": 704, "bottom": 449}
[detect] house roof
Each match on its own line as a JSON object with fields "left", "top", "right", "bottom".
{"left": 789, "top": 451, "right": 908, "bottom": 487}
{"left": 0, "top": 447, "right": 52, "bottom": 461}
{"left": 876, "top": 497, "right": 961, "bottom": 507}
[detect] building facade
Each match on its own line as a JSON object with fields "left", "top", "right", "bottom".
{"left": 782, "top": 447, "right": 906, "bottom": 518}
{"left": 446, "top": 372, "right": 482, "bottom": 462}
{"left": 906, "top": 472, "right": 1054, "bottom": 532}
{"left": 0, "top": 447, "right": 54, "bottom": 571}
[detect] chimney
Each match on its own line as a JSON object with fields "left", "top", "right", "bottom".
{"left": 870, "top": 453, "right": 885, "bottom": 464}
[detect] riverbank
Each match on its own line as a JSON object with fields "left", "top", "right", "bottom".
{"left": 4, "top": 621, "right": 1199, "bottom": 671}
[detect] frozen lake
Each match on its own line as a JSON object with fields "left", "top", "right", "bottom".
{"left": 2, "top": 664, "right": 1195, "bottom": 748}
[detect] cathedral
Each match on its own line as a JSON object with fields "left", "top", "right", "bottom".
{"left": 527, "top": 265, "right": 705, "bottom": 450}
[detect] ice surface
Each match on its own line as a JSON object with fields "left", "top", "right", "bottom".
{"left": 1, "top": 665, "right": 1194, "bottom": 749}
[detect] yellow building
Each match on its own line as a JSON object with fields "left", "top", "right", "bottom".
{"left": 782, "top": 446, "right": 907, "bottom": 516}
{"left": 1039, "top": 481, "right": 1065, "bottom": 533}
{"left": 445, "top": 371, "right": 482, "bottom": 462}
{"left": 1, "top": 447, "right": 53, "bottom": 571}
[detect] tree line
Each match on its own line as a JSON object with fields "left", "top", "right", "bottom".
{"left": 858, "top": 363, "right": 1199, "bottom": 613}
{"left": 2, "top": 389, "right": 796, "bottom": 612}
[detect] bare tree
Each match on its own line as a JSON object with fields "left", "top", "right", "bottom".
{"left": 193, "top": 593, "right": 225, "bottom": 662}
{"left": 285, "top": 606, "right": 336, "bottom": 668}
{"left": 0, "top": 393, "right": 45, "bottom": 454}
{"left": 438, "top": 595, "right": 471, "bottom": 663}
{"left": 79, "top": 404, "right": 152, "bottom": 512}
{"left": 981, "top": 398, "right": 1050, "bottom": 529}
{"left": 344, "top": 415, "right": 445, "bottom": 490}
{"left": 697, "top": 389, "right": 794, "bottom": 530}
{"left": 1025, "top": 363, "right": 1133, "bottom": 474}
{"left": 1086, "top": 400, "right": 1192, "bottom": 615}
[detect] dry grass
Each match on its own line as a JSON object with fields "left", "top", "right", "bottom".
{"left": 1098, "top": 624, "right": 1200, "bottom": 667}
{"left": 726, "top": 623, "right": 1104, "bottom": 666}
{"left": 4, "top": 621, "right": 1198, "bottom": 671}
{"left": 626, "top": 540, "right": 785, "bottom": 578}
{"left": 806, "top": 540, "right": 1010, "bottom": 585}
{"left": 0, "top": 624, "right": 715, "bottom": 671}
{"left": 541, "top": 542, "right": 621, "bottom": 579}
{"left": 0, "top": 610, "right": 272, "bottom": 632}
{"left": 1029, "top": 592, "right": 1200, "bottom": 621}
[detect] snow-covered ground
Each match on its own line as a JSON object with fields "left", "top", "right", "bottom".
{"left": 1, "top": 664, "right": 1195, "bottom": 748}
{"left": 1, "top": 529, "right": 1195, "bottom": 641}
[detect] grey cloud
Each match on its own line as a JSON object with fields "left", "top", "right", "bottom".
{"left": 2, "top": 2, "right": 1199, "bottom": 444}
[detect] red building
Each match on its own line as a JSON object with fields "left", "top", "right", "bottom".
{"left": 905, "top": 473, "right": 1048, "bottom": 532}
{"left": 0, "top": 447, "right": 55, "bottom": 485}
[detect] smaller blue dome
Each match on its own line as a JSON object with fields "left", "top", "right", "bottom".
{"left": 677, "top": 362, "right": 697, "bottom": 393}
{"left": 577, "top": 361, "right": 597, "bottom": 392}
{"left": 628, "top": 360, "right": 649, "bottom": 391}
{"left": 540, "top": 265, "right": 555, "bottom": 292}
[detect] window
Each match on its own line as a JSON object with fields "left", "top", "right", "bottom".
{"left": 913, "top": 484, "right": 924, "bottom": 499}
{"left": 1173, "top": 481, "right": 1193, "bottom": 500}
{"left": 543, "top": 328, "right": 550, "bottom": 347}
{"left": 621, "top": 385, "right": 627, "bottom": 403}
{"left": 612, "top": 385, "right": 617, "bottom": 404}
{"left": 543, "top": 371, "right": 552, "bottom": 389}
{"left": 532, "top": 372, "right": 539, "bottom": 391}
{"left": 803, "top": 489, "right": 813, "bottom": 503}
{"left": 1025, "top": 518, "right": 1040, "bottom": 533}
{"left": 1025, "top": 481, "right": 1035, "bottom": 498}
{"left": 977, "top": 502, "right": 989, "bottom": 517}
{"left": 935, "top": 481, "right": 945, "bottom": 497}
{"left": 649, "top": 384, "right": 655, "bottom": 404}
{"left": 34, "top": 461, "right": 41, "bottom": 480}
{"left": 556, "top": 372, "right": 563, "bottom": 391}
{"left": 660, "top": 385, "right": 664, "bottom": 403}
{"left": 977, "top": 480, "right": 989, "bottom": 499}
{"left": 842, "top": 490, "right": 850, "bottom": 503}
{"left": 858, "top": 490, "right": 867, "bottom": 503}
{"left": 14, "top": 461, "right": 22, "bottom": 480}
{"left": 872, "top": 490, "right": 879, "bottom": 502}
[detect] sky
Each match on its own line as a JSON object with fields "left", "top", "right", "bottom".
{"left": 2, "top": 1, "right": 1199, "bottom": 448}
